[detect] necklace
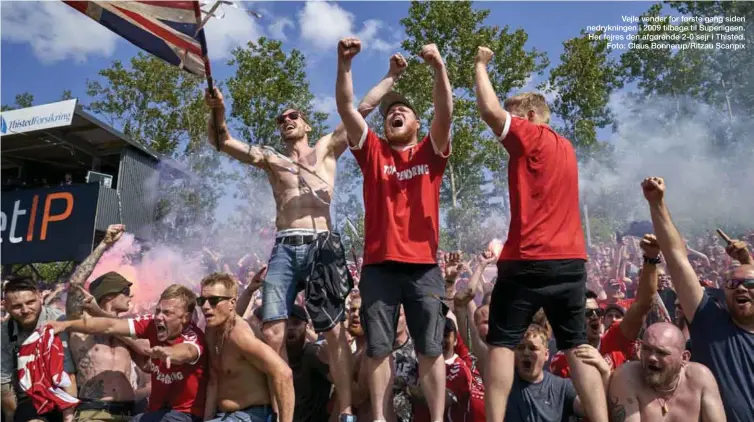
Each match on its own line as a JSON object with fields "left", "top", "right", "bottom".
{"left": 214, "top": 316, "right": 236, "bottom": 357}
{"left": 654, "top": 374, "right": 682, "bottom": 416}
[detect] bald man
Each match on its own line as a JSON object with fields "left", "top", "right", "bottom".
{"left": 608, "top": 323, "right": 725, "bottom": 422}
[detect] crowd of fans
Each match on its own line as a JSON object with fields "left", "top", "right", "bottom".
{"left": 2, "top": 214, "right": 752, "bottom": 422}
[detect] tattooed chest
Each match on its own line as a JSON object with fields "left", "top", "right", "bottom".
{"left": 72, "top": 335, "right": 132, "bottom": 378}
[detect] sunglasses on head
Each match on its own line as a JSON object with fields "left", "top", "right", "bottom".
{"left": 724, "top": 278, "right": 754, "bottom": 290}
{"left": 196, "top": 296, "right": 233, "bottom": 307}
{"left": 585, "top": 308, "right": 604, "bottom": 318}
{"left": 276, "top": 111, "right": 300, "bottom": 125}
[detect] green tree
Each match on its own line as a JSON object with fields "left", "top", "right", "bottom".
{"left": 1, "top": 92, "right": 34, "bottom": 111}
{"left": 544, "top": 30, "right": 624, "bottom": 153}
{"left": 395, "top": 0, "right": 548, "bottom": 252}
{"left": 86, "top": 53, "right": 225, "bottom": 245}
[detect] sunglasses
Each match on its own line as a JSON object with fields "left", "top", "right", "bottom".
{"left": 585, "top": 308, "right": 604, "bottom": 318}
{"left": 121, "top": 287, "right": 131, "bottom": 297}
{"left": 276, "top": 112, "right": 300, "bottom": 125}
{"left": 724, "top": 278, "right": 754, "bottom": 290}
{"left": 196, "top": 296, "right": 233, "bottom": 307}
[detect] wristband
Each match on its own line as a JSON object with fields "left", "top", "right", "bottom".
{"left": 643, "top": 255, "right": 661, "bottom": 265}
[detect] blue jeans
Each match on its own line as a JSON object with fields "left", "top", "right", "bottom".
{"left": 206, "top": 405, "right": 274, "bottom": 422}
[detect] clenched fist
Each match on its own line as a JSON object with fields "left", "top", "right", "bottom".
{"left": 419, "top": 43, "right": 444, "bottom": 70}
{"left": 639, "top": 234, "right": 660, "bottom": 259}
{"left": 103, "top": 224, "right": 125, "bottom": 246}
{"left": 725, "top": 239, "right": 752, "bottom": 265}
{"left": 641, "top": 177, "right": 665, "bottom": 204}
{"left": 475, "top": 46, "right": 494, "bottom": 65}
{"left": 338, "top": 37, "right": 361, "bottom": 61}
{"left": 205, "top": 87, "right": 225, "bottom": 112}
{"left": 389, "top": 53, "right": 408, "bottom": 78}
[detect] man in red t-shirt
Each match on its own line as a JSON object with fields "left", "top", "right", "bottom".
{"left": 335, "top": 36, "right": 453, "bottom": 422}
{"left": 475, "top": 45, "right": 605, "bottom": 422}
{"left": 50, "top": 285, "right": 208, "bottom": 422}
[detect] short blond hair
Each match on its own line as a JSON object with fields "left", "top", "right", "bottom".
{"left": 504, "top": 92, "right": 551, "bottom": 124}
{"left": 522, "top": 323, "right": 550, "bottom": 348}
{"left": 200, "top": 272, "right": 239, "bottom": 297}
{"left": 160, "top": 284, "right": 197, "bottom": 314}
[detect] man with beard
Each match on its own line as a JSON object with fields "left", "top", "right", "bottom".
{"left": 50, "top": 285, "right": 208, "bottom": 422}
{"left": 474, "top": 46, "right": 606, "bottom": 422}
{"left": 336, "top": 36, "right": 453, "bottom": 422}
{"left": 1, "top": 277, "right": 77, "bottom": 422}
{"left": 608, "top": 322, "right": 725, "bottom": 421}
{"left": 63, "top": 224, "right": 149, "bottom": 421}
{"left": 199, "top": 273, "right": 293, "bottom": 422}
{"left": 506, "top": 324, "right": 610, "bottom": 421}
{"left": 205, "top": 54, "right": 406, "bottom": 422}
{"left": 641, "top": 176, "right": 754, "bottom": 422}
{"left": 285, "top": 305, "right": 332, "bottom": 422}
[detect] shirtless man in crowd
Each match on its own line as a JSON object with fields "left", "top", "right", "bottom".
{"left": 199, "top": 273, "right": 294, "bottom": 422}
{"left": 64, "top": 224, "right": 150, "bottom": 421}
{"left": 608, "top": 322, "right": 725, "bottom": 421}
{"left": 205, "top": 53, "right": 406, "bottom": 422}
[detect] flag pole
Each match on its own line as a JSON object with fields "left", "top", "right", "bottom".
{"left": 192, "top": 1, "right": 221, "bottom": 151}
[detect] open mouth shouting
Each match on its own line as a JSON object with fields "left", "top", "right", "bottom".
{"left": 733, "top": 294, "right": 752, "bottom": 309}
{"left": 390, "top": 115, "right": 405, "bottom": 128}
{"left": 156, "top": 322, "right": 168, "bottom": 340}
{"left": 520, "top": 357, "right": 534, "bottom": 372}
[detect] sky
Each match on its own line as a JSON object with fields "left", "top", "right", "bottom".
{"left": 1, "top": 0, "right": 657, "bottom": 132}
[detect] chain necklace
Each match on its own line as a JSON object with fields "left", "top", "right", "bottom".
{"left": 654, "top": 373, "right": 682, "bottom": 416}
{"left": 214, "top": 316, "right": 236, "bottom": 358}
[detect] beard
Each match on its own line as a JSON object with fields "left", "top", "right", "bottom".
{"left": 642, "top": 360, "right": 682, "bottom": 389}
{"left": 385, "top": 127, "right": 415, "bottom": 146}
{"left": 348, "top": 323, "right": 364, "bottom": 337}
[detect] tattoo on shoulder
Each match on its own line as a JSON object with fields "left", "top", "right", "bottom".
{"left": 609, "top": 396, "right": 627, "bottom": 422}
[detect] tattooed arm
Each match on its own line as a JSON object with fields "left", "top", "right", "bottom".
{"left": 607, "top": 363, "right": 641, "bottom": 422}
{"left": 66, "top": 224, "right": 125, "bottom": 319}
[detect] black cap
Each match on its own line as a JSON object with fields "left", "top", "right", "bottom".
{"left": 88, "top": 272, "right": 132, "bottom": 302}
{"left": 604, "top": 303, "right": 626, "bottom": 316}
{"left": 379, "top": 91, "right": 417, "bottom": 119}
{"left": 290, "top": 304, "right": 308, "bottom": 322}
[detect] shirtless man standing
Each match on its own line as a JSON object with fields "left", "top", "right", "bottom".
{"left": 608, "top": 322, "right": 725, "bottom": 421}
{"left": 64, "top": 224, "right": 148, "bottom": 421}
{"left": 199, "top": 273, "right": 294, "bottom": 422}
{"left": 205, "top": 53, "right": 406, "bottom": 422}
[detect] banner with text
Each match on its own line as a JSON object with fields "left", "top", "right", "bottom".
{"left": 1, "top": 183, "right": 100, "bottom": 264}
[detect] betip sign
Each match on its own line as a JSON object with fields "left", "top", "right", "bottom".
{"left": 0, "top": 99, "right": 78, "bottom": 136}
{"left": 1, "top": 183, "right": 100, "bottom": 264}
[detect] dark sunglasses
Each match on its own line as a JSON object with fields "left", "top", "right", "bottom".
{"left": 724, "top": 278, "right": 754, "bottom": 290}
{"left": 276, "top": 112, "right": 300, "bottom": 124}
{"left": 196, "top": 296, "right": 233, "bottom": 307}
{"left": 121, "top": 287, "right": 131, "bottom": 297}
{"left": 585, "top": 308, "right": 604, "bottom": 318}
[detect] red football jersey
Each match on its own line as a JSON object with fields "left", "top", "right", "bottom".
{"left": 351, "top": 128, "right": 449, "bottom": 265}
{"left": 413, "top": 354, "right": 472, "bottom": 422}
{"left": 128, "top": 315, "right": 208, "bottom": 417}
{"left": 549, "top": 322, "right": 635, "bottom": 377}
{"left": 497, "top": 115, "right": 587, "bottom": 261}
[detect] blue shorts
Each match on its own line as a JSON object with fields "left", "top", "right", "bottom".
{"left": 262, "top": 231, "right": 354, "bottom": 332}
{"left": 206, "top": 405, "right": 274, "bottom": 422}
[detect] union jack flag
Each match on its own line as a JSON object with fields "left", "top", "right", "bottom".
{"left": 63, "top": 1, "right": 209, "bottom": 76}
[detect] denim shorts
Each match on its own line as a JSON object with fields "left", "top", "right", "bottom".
{"left": 262, "top": 231, "right": 353, "bottom": 332}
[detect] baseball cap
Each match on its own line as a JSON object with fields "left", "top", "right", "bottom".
{"left": 88, "top": 272, "right": 132, "bottom": 302}
{"left": 379, "top": 91, "right": 417, "bottom": 119}
{"left": 290, "top": 304, "right": 308, "bottom": 322}
{"left": 604, "top": 303, "right": 626, "bottom": 316}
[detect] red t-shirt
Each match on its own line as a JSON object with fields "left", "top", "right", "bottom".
{"left": 549, "top": 322, "right": 635, "bottom": 378}
{"left": 497, "top": 115, "right": 587, "bottom": 261}
{"left": 128, "top": 315, "right": 208, "bottom": 417}
{"left": 413, "top": 354, "right": 472, "bottom": 422}
{"left": 454, "top": 333, "right": 485, "bottom": 421}
{"left": 351, "top": 128, "right": 449, "bottom": 265}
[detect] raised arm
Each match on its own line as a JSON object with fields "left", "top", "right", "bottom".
{"left": 205, "top": 88, "right": 267, "bottom": 168}
{"left": 51, "top": 315, "right": 132, "bottom": 337}
{"left": 66, "top": 224, "right": 124, "bottom": 319}
{"left": 474, "top": 46, "right": 508, "bottom": 137}
{"left": 234, "top": 319, "right": 294, "bottom": 422}
{"left": 420, "top": 44, "right": 452, "bottom": 153}
{"left": 236, "top": 266, "right": 265, "bottom": 316}
{"left": 641, "top": 177, "right": 704, "bottom": 323}
{"left": 148, "top": 343, "right": 200, "bottom": 367}
{"left": 328, "top": 53, "right": 407, "bottom": 157}
{"left": 619, "top": 234, "right": 660, "bottom": 340}
{"left": 336, "top": 37, "right": 369, "bottom": 148}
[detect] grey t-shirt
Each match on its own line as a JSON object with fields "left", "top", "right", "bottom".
{"left": 690, "top": 292, "right": 754, "bottom": 422}
{"left": 506, "top": 371, "right": 577, "bottom": 422}
{"left": 1, "top": 306, "right": 76, "bottom": 387}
